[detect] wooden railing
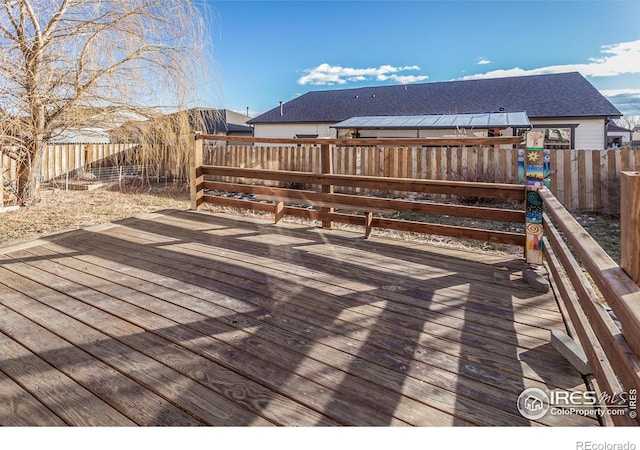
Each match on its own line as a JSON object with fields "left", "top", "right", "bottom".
{"left": 540, "top": 178, "right": 640, "bottom": 426}
{"left": 191, "top": 134, "right": 526, "bottom": 245}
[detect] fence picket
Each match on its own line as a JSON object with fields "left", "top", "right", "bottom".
{"left": 578, "top": 150, "right": 587, "bottom": 210}
{"left": 1, "top": 153, "right": 4, "bottom": 207}
{"left": 592, "top": 150, "right": 602, "bottom": 212}
{"left": 584, "top": 151, "right": 594, "bottom": 211}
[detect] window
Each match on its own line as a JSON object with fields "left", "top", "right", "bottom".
{"left": 516, "top": 125, "right": 576, "bottom": 149}
{"left": 336, "top": 128, "right": 360, "bottom": 139}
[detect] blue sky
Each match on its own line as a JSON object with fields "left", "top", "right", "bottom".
{"left": 198, "top": 0, "right": 640, "bottom": 121}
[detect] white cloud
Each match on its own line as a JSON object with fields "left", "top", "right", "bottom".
{"left": 600, "top": 88, "right": 640, "bottom": 98}
{"left": 298, "top": 63, "right": 429, "bottom": 86}
{"left": 462, "top": 39, "right": 640, "bottom": 80}
{"left": 476, "top": 58, "right": 491, "bottom": 65}
{"left": 601, "top": 88, "right": 640, "bottom": 116}
{"left": 390, "top": 74, "right": 430, "bottom": 84}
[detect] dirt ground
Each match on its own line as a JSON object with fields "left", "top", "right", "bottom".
{"left": 0, "top": 182, "right": 191, "bottom": 248}
{"left": 0, "top": 181, "right": 620, "bottom": 264}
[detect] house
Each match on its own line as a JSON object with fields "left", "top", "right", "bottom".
{"left": 188, "top": 108, "right": 253, "bottom": 139}
{"left": 249, "top": 72, "right": 621, "bottom": 149}
{"left": 50, "top": 127, "right": 111, "bottom": 144}
{"left": 606, "top": 121, "right": 632, "bottom": 148}
{"left": 331, "top": 111, "right": 532, "bottom": 139}
{"left": 109, "top": 107, "right": 253, "bottom": 144}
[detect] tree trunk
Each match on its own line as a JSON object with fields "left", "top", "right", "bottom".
{"left": 16, "top": 139, "right": 42, "bottom": 206}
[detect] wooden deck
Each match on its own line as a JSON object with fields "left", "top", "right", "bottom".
{"left": 0, "top": 209, "right": 597, "bottom": 426}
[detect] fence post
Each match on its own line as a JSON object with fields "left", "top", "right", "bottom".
{"left": 525, "top": 131, "right": 545, "bottom": 265}
{"left": 1, "top": 153, "right": 4, "bottom": 207}
{"left": 320, "top": 142, "right": 334, "bottom": 229}
{"left": 190, "top": 133, "right": 204, "bottom": 210}
{"left": 621, "top": 171, "right": 640, "bottom": 286}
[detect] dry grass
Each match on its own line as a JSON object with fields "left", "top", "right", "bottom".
{"left": 0, "top": 182, "right": 190, "bottom": 248}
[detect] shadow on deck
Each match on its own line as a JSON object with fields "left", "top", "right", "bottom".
{"left": 0, "top": 209, "right": 596, "bottom": 426}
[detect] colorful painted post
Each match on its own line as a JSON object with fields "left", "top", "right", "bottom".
{"left": 525, "top": 131, "right": 545, "bottom": 265}
{"left": 518, "top": 140, "right": 552, "bottom": 188}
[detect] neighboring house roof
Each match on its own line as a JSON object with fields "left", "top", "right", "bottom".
{"left": 607, "top": 122, "right": 632, "bottom": 133}
{"left": 332, "top": 111, "right": 531, "bottom": 130}
{"left": 188, "top": 108, "right": 253, "bottom": 134}
{"left": 50, "top": 128, "right": 110, "bottom": 144}
{"left": 250, "top": 72, "right": 621, "bottom": 124}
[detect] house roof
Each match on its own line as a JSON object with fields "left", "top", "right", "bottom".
{"left": 332, "top": 111, "right": 531, "bottom": 130}
{"left": 607, "top": 122, "right": 632, "bottom": 133}
{"left": 250, "top": 72, "right": 621, "bottom": 124}
{"left": 189, "top": 108, "right": 253, "bottom": 134}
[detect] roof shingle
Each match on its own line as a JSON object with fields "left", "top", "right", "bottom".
{"left": 250, "top": 72, "right": 621, "bottom": 124}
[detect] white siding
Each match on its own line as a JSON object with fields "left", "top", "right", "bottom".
{"left": 254, "top": 124, "right": 491, "bottom": 140}
{"left": 354, "top": 128, "right": 490, "bottom": 139}
{"left": 418, "top": 129, "right": 488, "bottom": 138}
{"left": 253, "top": 123, "right": 335, "bottom": 139}
{"left": 608, "top": 131, "right": 631, "bottom": 143}
{"left": 254, "top": 118, "right": 608, "bottom": 149}
{"left": 356, "top": 129, "right": 417, "bottom": 139}
{"left": 531, "top": 118, "right": 606, "bottom": 149}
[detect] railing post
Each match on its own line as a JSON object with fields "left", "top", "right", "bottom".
{"left": 525, "top": 131, "right": 545, "bottom": 265}
{"left": 320, "top": 142, "right": 334, "bottom": 229}
{"left": 190, "top": 132, "right": 204, "bottom": 211}
{"left": 621, "top": 171, "right": 640, "bottom": 286}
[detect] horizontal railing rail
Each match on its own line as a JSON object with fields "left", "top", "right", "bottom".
{"left": 198, "top": 166, "right": 526, "bottom": 200}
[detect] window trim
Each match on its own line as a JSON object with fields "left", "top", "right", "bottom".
{"left": 515, "top": 124, "right": 578, "bottom": 149}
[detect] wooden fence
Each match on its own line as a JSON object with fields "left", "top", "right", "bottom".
{"left": 2, "top": 143, "right": 145, "bottom": 205}
{"left": 3, "top": 142, "right": 639, "bottom": 213}
{"left": 206, "top": 145, "right": 640, "bottom": 214}
{"left": 1, "top": 143, "right": 136, "bottom": 183}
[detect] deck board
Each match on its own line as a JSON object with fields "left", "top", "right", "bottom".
{"left": 0, "top": 209, "right": 598, "bottom": 426}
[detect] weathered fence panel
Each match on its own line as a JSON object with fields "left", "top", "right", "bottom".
{"left": 2, "top": 143, "right": 138, "bottom": 205}
{"left": 204, "top": 145, "right": 640, "bottom": 214}
{"left": 1, "top": 149, "right": 18, "bottom": 206}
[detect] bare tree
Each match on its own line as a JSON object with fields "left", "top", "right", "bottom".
{"left": 0, "top": 0, "right": 210, "bottom": 204}
{"left": 617, "top": 115, "right": 640, "bottom": 131}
